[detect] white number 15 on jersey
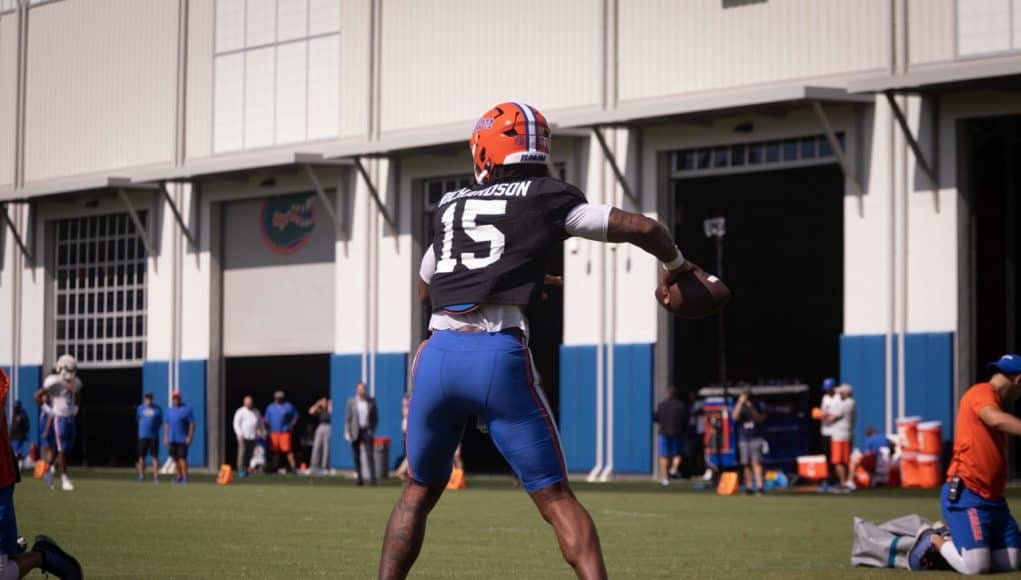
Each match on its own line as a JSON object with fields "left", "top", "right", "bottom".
{"left": 435, "top": 199, "right": 507, "bottom": 273}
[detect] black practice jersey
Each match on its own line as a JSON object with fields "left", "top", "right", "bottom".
{"left": 427, "top": 176, "right": 586, "bottom": 309}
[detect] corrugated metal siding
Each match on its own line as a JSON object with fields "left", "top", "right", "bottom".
{"left": 618, "top": 0, "right": 889, "bottom": 102}
{"left": 339, "top": 0, "right": 369, "bottom": 138}
{"left": 24, "top": 0, "right": 177, "bottom": 182}
{"left": 186, "top": 0, "right": 214, "bottom": 160}
{"left": 379, "top": 0, "right": 601, "bottom": 133}
{"left": 908, "top": 0, "right": 955, "bottom": 65}
{"left": 0, "top": 16, "right": 16, "bottom": 187}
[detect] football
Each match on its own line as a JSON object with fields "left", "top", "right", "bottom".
{"left": 655, "top": 265, "right": 731, "bottom": 319}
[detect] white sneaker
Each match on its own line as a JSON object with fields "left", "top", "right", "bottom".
{"left": 60, "top": 476, "right": 74, "bottom": 492}
{"left": 660, "top": 478, "right": 669, "bottom": 486}
{"left": 845, "top": 480, "right": 857, "bottom": 491}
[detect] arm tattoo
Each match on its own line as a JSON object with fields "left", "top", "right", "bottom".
{"left": 605, "top": 208, "right": 679, "bottom": 263}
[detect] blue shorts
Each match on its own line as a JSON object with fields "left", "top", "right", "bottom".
{"left": 658, "top": 434, "right": 684, "bottom": 457}
{"left": 53, "top": 417, "right": 76, "bottom": 454}
{"left": 941, "top": 482, "right": 1020, "bottom": 551}
{"left": 407, "top": 330, "right": 566, "bottom": 493}
{"left": 0, "top": 485, "right": 17, "bottom": 556}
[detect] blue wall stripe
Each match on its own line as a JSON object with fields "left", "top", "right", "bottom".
{"left": 840, "top": 332, "right": 954, "bottom": 444}
{"left": 142, "top": 360, "right": 207, "bottom": 467}
{"left": 904, "top": 332, "right": 954, "bottom": 441}
{"left": 15, "top": 366, "right": 42, "bottom": 452}
{"left": 142, "top": 361, "right": 169, "bottom": 463}
{"left": 611, "top": 344, "right": 653, "bottom": 474}
{"left": 840, "top": 334, "right": 888, "bottom": 445}
{"left": 329, "top": 354, "right": 362, "bottom": 469}
{"left": 559, "top": 345, "right": 597, "bottom": 472}
{"left": 2, "top": 366, "right": 41, "bottom": 449}
{"left": 179, "top": 360, "right": 207, "bottom": 466}
{"left": 373, "top": 353, "right": 408, "bottom": 469}
{"left": 329, "top": 353, "right": 408, "bottom": 470}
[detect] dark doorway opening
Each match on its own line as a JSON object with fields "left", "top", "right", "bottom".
{"left": 964, "top": 116, "right": 1021, "bottom": 477}
{"left": 670, "top": 164, "right": 844, "bottom": 395}
{"left": 223, "top": 354, "right": 330, "bottom": 471}
{"left": 75, "top": 366, "right": 142, "bottom": 467}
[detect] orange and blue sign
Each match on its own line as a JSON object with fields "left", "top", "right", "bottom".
{"left": 259, "top": 194, "right": 317, "bottom": 255}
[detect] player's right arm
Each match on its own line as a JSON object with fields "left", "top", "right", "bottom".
{"left": 568, "top": 204, "right": 692, "bottom": 303}
{"left": 978, "top": 404, "right": 1021, "bottom": 437}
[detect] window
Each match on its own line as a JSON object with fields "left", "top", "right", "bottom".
{"left": 0, "top": 0, "right": 15, "bottom": 13}
{"left": 213, "top": 0, "right": 339, "bottom": 153}
{"left": 670, "top": 133, "right": 844, "bottom": 177}
{"left": 53, "top": 213, "right": 148, "bottom": 367}
{"left": 958, "top": 0, "right": 1021, "bottom": 56}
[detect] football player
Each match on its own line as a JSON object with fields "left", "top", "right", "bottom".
{"left": 0, "top": 369, "right": 83, "bottom": 579}
{"left": 33, "top": 354, "right": 82, "bottom": 492}
{"left": 379, "top": 102, "right": 692, "bottom": 580}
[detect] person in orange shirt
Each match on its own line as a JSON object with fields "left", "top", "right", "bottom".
{"left": 930, "top": 354, "right": 1021, "bottom": 574}
{"left": 0, "top": 369, "right": 82, "bottom": 579}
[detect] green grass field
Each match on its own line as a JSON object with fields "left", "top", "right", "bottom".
{"left": 10, "top": 471, "right": 1016, "bottom": 579}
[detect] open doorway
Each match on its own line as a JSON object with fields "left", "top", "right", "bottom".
{"left": 223, "top": 354, "right": 330, "bottom": 471}
{"left": 75, "top": 367, "right": 142, "bottom": 467}
{"left": 671, "top": 164, "right": 844, "bottom": 394}
{"left": 963, "top": 115, "right": 1021, "bottom": 476}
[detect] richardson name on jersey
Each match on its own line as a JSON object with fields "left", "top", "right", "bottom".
{"left": 438, "top": 180, "right": 532, "bottom": 207}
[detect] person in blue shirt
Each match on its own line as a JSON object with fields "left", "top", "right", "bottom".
{"left": 264, "top": 390, "right": 298, "bottom": 474}
{"left": 135, "top": 392, "right": 163, "bottom": 483}
{"left": 163, "top": 391, "right": 194, "bottom": 484}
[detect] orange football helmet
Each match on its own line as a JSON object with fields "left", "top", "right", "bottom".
{"left": 470, "top": 102, "right": 551, "bottom": 184}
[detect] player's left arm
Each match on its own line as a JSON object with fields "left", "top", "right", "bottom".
{"left": 186, "top": 416, "right": 195, "bottom": 446}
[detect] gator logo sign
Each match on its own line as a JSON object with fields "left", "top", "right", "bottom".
{"left": 259, "top": 194, "right": 317, "bottom": 255}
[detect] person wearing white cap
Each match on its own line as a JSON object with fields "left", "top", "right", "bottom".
{"left": 32, "top": 354, "right": 82, "bottom": 492}
{"left": 824, "top": 384, "right": 856, "bottom": 491}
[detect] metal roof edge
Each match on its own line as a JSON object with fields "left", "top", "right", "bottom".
{"left": 848, "top": 54, "right": 1021, "bottom": 93}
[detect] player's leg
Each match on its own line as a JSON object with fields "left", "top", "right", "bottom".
{"left": 351, "top": 436, "right": 364, "bottom": 485}
{"left": 150, "top": 444, "right": 160, "bottom": 482}
{"left": 136, "top": 440, "right": 146, "bottom": 481}
{"left": 941, "top": 485, "right": 995, "bottom": 574}
{"left": 990, "top": 501, "right": 1020, "bottom": 571}
{"left": 669, "top": 449, "right": 682, "bottom": 477}
{"left": 529, "top": 482, "right": 607, "bottom": 580}
{"left": 379, "top": 480, "right": 446, "bottom": 580}
{"left": 378, "top": 336, "right": 465, "bottom": 580}
{"left": 485, "top": 343, "right": 606, "bottom": 579}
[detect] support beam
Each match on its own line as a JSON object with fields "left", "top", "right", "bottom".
{"left": 810, "top": 100, "right": 865, "bottom": 205}
{"left": 591, "top": 127, "right": 640, "bottom": 209}
{"left": 884, "top": 91, "right": 939, "bottom": 189}
{"left": 353, "top": 157, "right": 397, "bottom": 230}
{"left": 116, "top": 188, "right": 156, "bottom": 261}
{"left": 0, "top": 202, "right": 31, "bottom": 263}
{"left": 302, "top": 163, "right": 345, "bottom": 236}
{"left": 158, "top": 182, "right": 198, "bottom": 249}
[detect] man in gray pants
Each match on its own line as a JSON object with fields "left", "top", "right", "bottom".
{"left": 345, "top": 382, "right": 378, "bottom": 485}
{"left": 308, "top": 397, "right": 332, "bottom": 473}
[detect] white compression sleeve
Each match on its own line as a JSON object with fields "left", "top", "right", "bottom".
{"left": 993, "top": 547, "right": 1020, "bottom": 571}
{"left": 564, "top": 204, "right": 611, "bottom": 242}
{"left": 419, "top": 245, "right": 436, "bottom": 284}
{"left": 940, "top": 541, "right": 991, "bottom": 575}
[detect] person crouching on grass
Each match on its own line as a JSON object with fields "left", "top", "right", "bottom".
{"left": 927, "top": 354, "right": 1021, "bottom": 574}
